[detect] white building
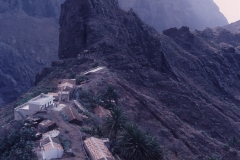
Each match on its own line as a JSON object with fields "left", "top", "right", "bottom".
{"left": 14, "top": 93, "right": 54, "bottom": 120}
{"left": 41, "top": 136, "right": 64, "bottom": 160}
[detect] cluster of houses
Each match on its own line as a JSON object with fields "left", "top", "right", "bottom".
{"left": 13, "top": 78, "right": 115, "bottom": 160}
{"left": 48, "top": 79, "right": 76, "bottom": 102}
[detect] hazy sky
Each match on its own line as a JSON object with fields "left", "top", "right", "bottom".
{"left": 213, "top": 0, "right": 240, "bottom": 23}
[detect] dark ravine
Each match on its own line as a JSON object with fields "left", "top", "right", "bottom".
{"left": 118, "top": 0, "right": 228, "bottom": 32}
{"left": 4, "top": 0, "right": 240, "bottom": 159}
{"left": 0, "top": 0, "right": 65, "bottom": 106}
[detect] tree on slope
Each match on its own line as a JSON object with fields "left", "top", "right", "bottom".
{"left": 102, "top": 107, "right": 128, "bottom": 140}
{"left": 103, "top": 85, "right": 118, "bottom": 106}
{"left": 117, "top": 123, "right": 163, "bottom": 160}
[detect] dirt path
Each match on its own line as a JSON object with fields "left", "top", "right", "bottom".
{"left": 49, "top": 109, "right": 87, "bottom": 159}
{"left": 82, "top": 66, "right": 105, "bottom": 75}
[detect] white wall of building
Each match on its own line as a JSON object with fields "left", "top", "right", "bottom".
{"left": 14, "top": 94, "right": 54, "bottom": 120}
{"left": 42, "top": 148, "right": 63, "bottom": 160}
{"left": 14, "top": 109, "right": 35, "bottom": 120}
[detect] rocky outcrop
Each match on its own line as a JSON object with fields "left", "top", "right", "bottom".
{"left": 118, "top": 0, "right": 228, "bottom": 32}
{"left": 57, "top": 0, "right": 240, "bottom": 159}
{"left": 0, "top": 0, "right": 65, "bottom": 106}
{"left": 223, "top": 20, "right": 240, "bottom": 34}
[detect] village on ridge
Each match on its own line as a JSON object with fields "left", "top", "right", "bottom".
{"left": 13, "top": 67, "right": 116, "bottom": 160}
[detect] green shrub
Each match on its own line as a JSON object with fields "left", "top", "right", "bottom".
{"left": 230, "top": 150, "right": 238, "bottom": 156}
{"left": 59, "top": 134, "right": 71, "bottom": 151}
{"left": 0, "top": 126, "right": 36, "bottom": 160}
{"left": 222, "top": 144, "right": 230, "bottom": 152}
{"left": 60, "top": 111, "right": 69, "bottom": 122}
{"left": 76, "top": 75, "right": 89, "bottom": 85}
{"left": 81, "top": 126, "right": 103, "bottom": 138}
{"left": 69, "top": 73, "right": 76, "bottom": 79}
{"left": 117, "top": 123, "right": 163, "bottom": 160}
{"left": 77, "top": 90, "right": 100, "bottom": 112}
{"left": 91, "top": 62, "right": 99, "bottom": 68}
{"left": 102, "top": 85, "right": 118, "bottom": 105}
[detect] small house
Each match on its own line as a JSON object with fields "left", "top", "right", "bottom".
{"left": 94, "top": 106, "right": 111, "bottom": 118}
{"left": 58, "top": 91, "right": 70, "bottom": 101}
{"left": 38, "top": 120, "right": 57, "bottom": 133}
{"left": 41, "top": 136, "right": 64, "bottom": 160}
{"left": 84, "top": 137, "right": 115, "bottom": 160}
{"left": 62, "top": 106, "right": 82, "bottom": 126}
{"left": 57, "top": 79, "right": 76, "bottom": 101}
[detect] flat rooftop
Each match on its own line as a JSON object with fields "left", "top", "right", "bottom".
{"left": 15, "top": 103, "right": 29, "bottom": 110}
{"left": 30, "top": 95, "right": 52, "bottom": 102}
{"left": 21, "top": 104, "right": 30, "bottom": 110}
{"left": 48, "top": 93, "right": 58, "bottom": 97}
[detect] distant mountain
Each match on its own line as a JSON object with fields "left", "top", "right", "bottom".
{"left": 0, "top": 0, "right": 65, "bottom": 106}
{"left": 223, "top": 20, "right": 240, "bottom": 34}
{"left": 118, "top": 0, "right": 228, "bottom": 32}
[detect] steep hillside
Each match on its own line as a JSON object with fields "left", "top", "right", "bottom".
{"left": 0, "top": 0, "right": 65, "bottom": 106}
{"left": 7, "top": 0, "right": 240, "bottom": 159}
{"left": 223, "top": 20, "right": 240, "bottom": 34}
{"left": 57, "top": 0, "right": 240, "bottom": 159}
{"left": 118, "top": 0, "right": 228, "bottom": 32}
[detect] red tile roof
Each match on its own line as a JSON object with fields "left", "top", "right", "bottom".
{"left": 94, "top": 106, "right": 111, "bottom": 118}
{"left": 84, "top": 137, "right": 115, "bottom": 160}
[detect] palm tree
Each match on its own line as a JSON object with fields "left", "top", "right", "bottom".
{"left": 102, "top": 107, "right": 128, "bottom": 140}
{"left": 117, "top": 123, "right": 163, "bottom": 160}
{"left": 104, "top": 85, "right": 118, "bottom": 105}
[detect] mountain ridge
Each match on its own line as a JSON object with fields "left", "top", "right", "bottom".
{"left": 118, "top": 0, "right": 228, "bottom": 32}
{"left": 1, "top": 0, "right": 240, "bottom": 159}
{"left": 53, "top": 0, "right": 240, "bottom": 159}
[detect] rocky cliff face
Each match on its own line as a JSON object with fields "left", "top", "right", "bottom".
{"left": 118, "top": 0, "right": 228, "bottom": 32}
{"left": 56, "top": 0, "right": 240, "bottom": 159}
{"left": 0, "top": 0, "right": 65, "bottom": 106}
